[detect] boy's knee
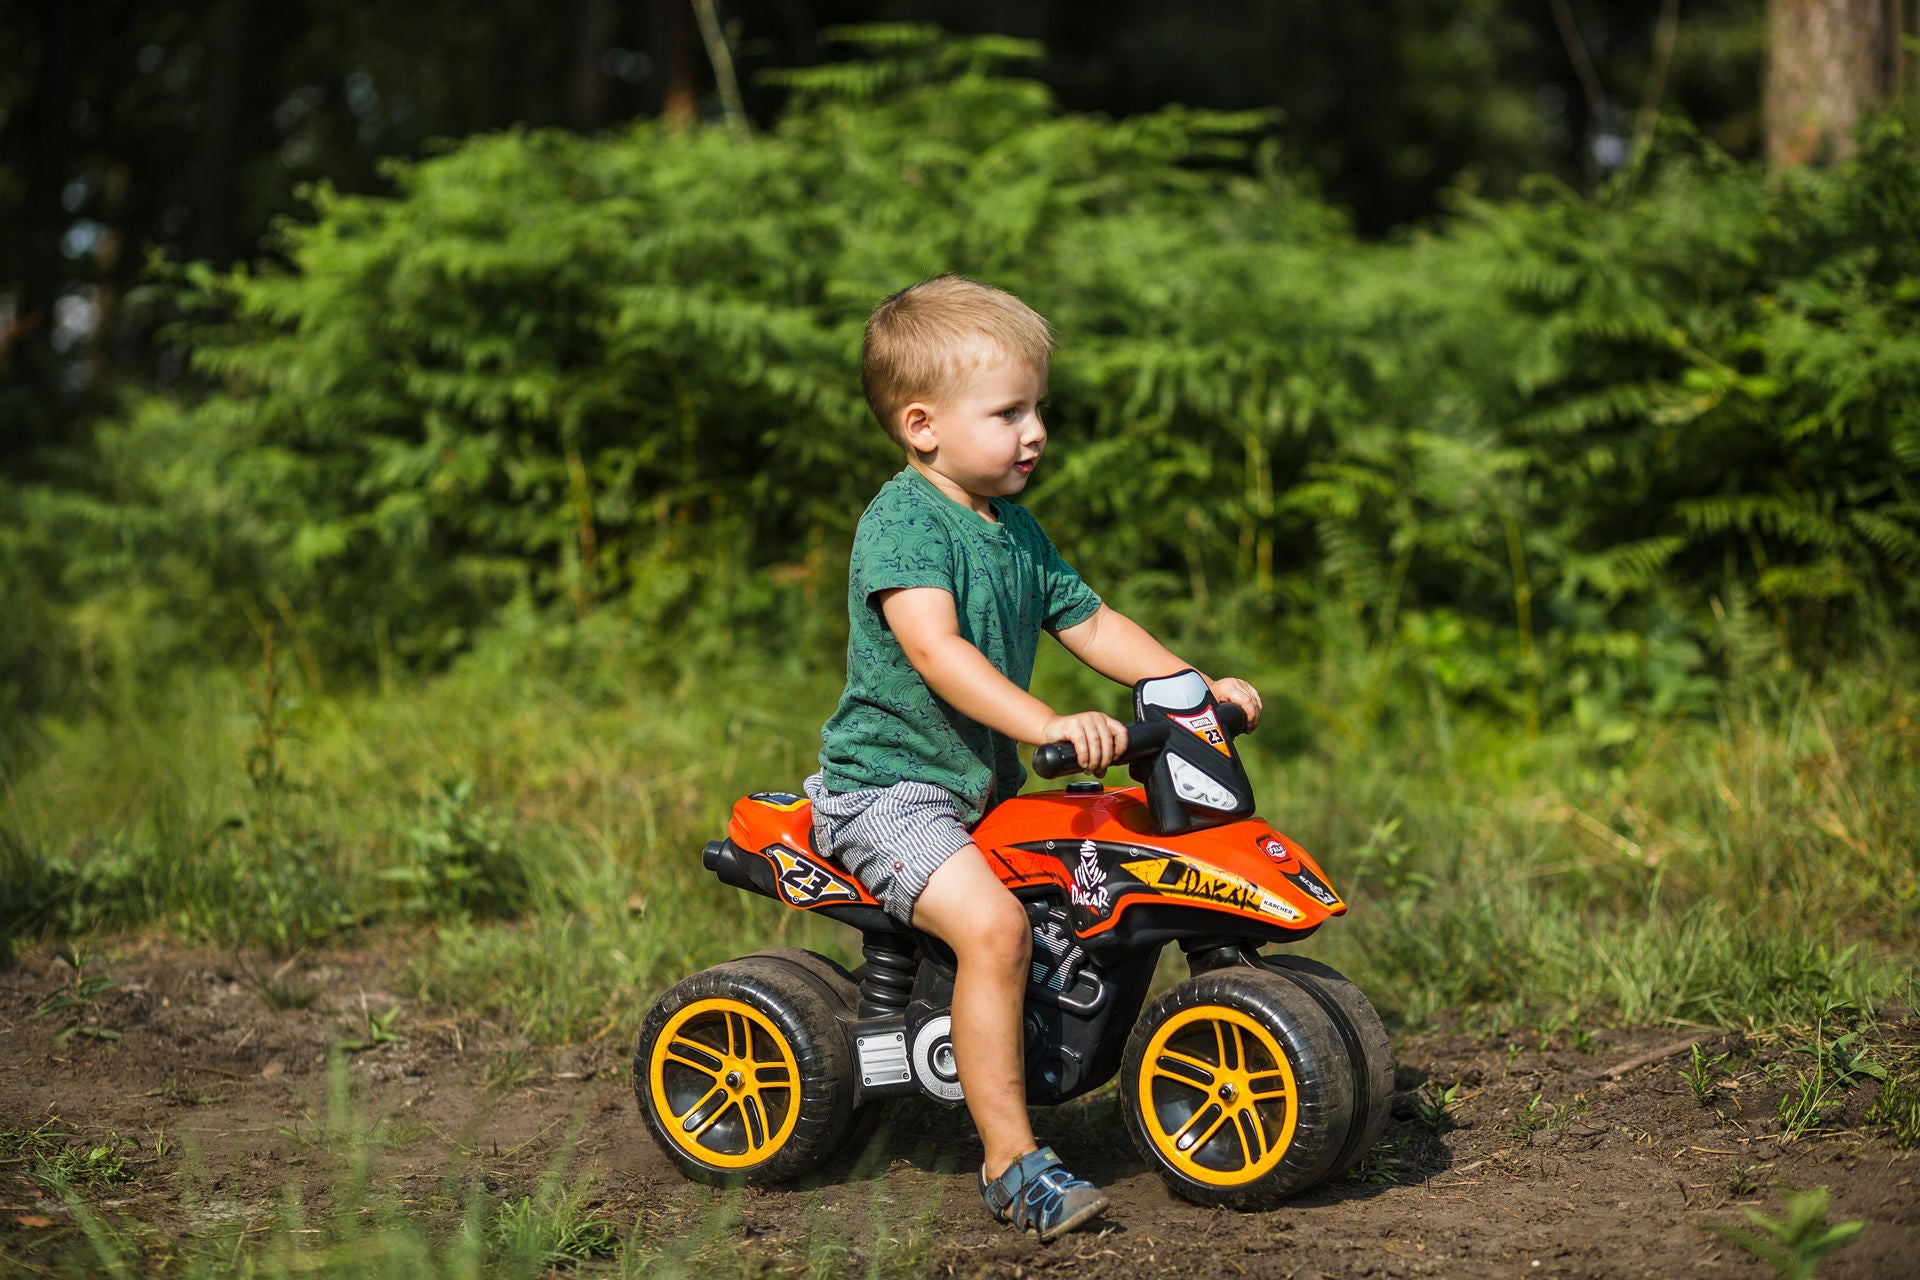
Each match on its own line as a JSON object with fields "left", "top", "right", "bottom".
{"left": 946, "top": 890, "right": 1029, "bottom": 971}
{"left": 979, "top": 893, "right": 1033, "bottom": 970}
{"left": 913, "top": 846, "right": 1031, "bottom": 973}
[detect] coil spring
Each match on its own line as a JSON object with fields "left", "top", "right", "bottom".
{"left": 858, "top": 933, "right": 916, "bottom": 1018}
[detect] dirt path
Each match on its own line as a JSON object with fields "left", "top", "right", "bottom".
{"left": 1, "top": 942, "right": 1914, "bottom": 1278}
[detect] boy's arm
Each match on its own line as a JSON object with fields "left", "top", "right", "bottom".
{"left": 1054, "top": 604, "right": 1263, "bottom": 727}
{"left": 879, "top": 587, "right": 1130, "bottom": 773}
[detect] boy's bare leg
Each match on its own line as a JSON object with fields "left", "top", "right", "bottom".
{"left": 910, "top": 842, "right": 1036, "bottom": 1179}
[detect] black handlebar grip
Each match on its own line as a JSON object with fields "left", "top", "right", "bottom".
{"left": 1033, "top": 702, "right": 1252, "bottom": 781}
{"left": 1032, "top": 741, "right": 1081, "bottom": 778}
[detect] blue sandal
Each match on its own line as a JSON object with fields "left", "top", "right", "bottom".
{"left": 979, "top": 1147, "right": 1109, "bottom": 1241}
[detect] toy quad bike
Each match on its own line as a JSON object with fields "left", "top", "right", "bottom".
{"left": 635, "top": 670, "right": 1393, "bottom": 1210}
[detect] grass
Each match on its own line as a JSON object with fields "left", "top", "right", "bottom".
{"left": 0, "top": 1123, "right": 139, "bottom": 1193}
{"left": 1680, "top": 1043, "right": 1732, "bottom": 1107}
{"left": 2, "top": 626, "right": 1917, "bottom": 1276}
{"left": 1284, "top": 642, "right": 1920, "bottom": 1033}
{"left": 1865, "top": 1075, "right": 1920, "bottom": 1147}
{"left": 3, "top": 1061, "right": 951, "bottom": 1280}
{"left": 1414, "top": 1082, "right": 1463, "bottom": 1135}
{"left": 335, "top": 998, "right": 407, "bottom": 1053}
{"left": 5, "top": 630, "right": 1918, "bottom": 1048}
{"left": 31, "top": 947, "right": 122, "bottom": 1044}
{"left": 235, "top": 952, "right": 321, "bottom": 1010}
{"left": 1709, "top": 1185, "right": 1866, "bottom": 1280}
{"left": 1507, "top": 1092, "right": 1588, "bottom": 1144}
{"left": 488, "top": 1175, "right": 622, "bottom": 1270}
{"left": 1, "top": 653, "right": 862, "bottom": 1044}
{"left": 1341, "top": 1136, "right": 1413, "bottom": 1185}
{"left": 1770, "top": 1001, "right": 1896, "bottom": 1141}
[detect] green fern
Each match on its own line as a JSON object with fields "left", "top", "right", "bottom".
{"left": 5, "top": 29, "right": 1919, "bottom": 730}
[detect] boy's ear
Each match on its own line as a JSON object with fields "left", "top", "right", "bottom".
{"left": 899, "top": 401, "right": 937, "bottom": 454}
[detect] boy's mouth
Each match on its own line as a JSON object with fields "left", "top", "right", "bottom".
{"left": 1015, "top": 458, "right": 1037, "bottom": 474}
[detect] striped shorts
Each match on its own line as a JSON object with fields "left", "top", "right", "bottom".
{"left": 802, "top": 772, "right": 975, "bottom": 926}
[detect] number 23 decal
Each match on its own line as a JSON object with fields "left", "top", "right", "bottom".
{"left": 765, "top": 845, "right": 864, "bottom": 908}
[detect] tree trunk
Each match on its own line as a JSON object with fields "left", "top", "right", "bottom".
{"left": 1765, "top": 0, "right": 1900, "bottom": 166}
{"left": 650, "top": 0, "right": 699, "bottom": 125}
{"left": 190, "top": 0, "right": 252, "bottom": 268}
{"left": 569, "top": 0, "right": 617, "bottom": 132}
{"left": 10, "top": 2, "right": 78, "bottom": 398}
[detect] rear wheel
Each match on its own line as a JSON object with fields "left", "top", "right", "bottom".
{"left": 1120, "top": 968, "right": 1354, "bottom": 1210}
{"left": 1256, "top": 954, "right": 1396, "bottom": 1180}
{"left": 635, "top": 956, "right": 854, "bottom": 1185}
{"left": 743, "top": 948, "right": 885, "bottom": 1164}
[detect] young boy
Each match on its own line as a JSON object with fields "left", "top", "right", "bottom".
{"left": 804, "top": 275, "right": 1262, "bottom": 1240}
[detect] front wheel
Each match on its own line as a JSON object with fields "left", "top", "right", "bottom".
{"left": 1120, "top": 968, "right": 1354, "bottom": 1210}
{"left": 634, "top": 955, "right": 855, "bottom": 1185}
{"left": 1256, "top": 954, "right": 1396, "bottom": 1181}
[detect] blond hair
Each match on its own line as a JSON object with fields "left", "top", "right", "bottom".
{"left": 861, "top": 275, "right": 1054, "bottom": 443}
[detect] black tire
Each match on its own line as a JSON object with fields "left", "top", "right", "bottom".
{"left": 1120, "top": 968, "right": 1355, "bottom": 1210}
{"left": 743, "top": 948, "right": 884, "bottom": 1164}
{"left": 1256, "top": 954, "right": 1396, "bottom": 1180}
{"left": 746, "top": 947, "right": 859, "bottom": 997}
{"left": 634, "top": 955, "right": 855, "bottom": 1186}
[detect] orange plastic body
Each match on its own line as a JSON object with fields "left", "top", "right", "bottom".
{"left": 726, "top": 785, "right": 1343, "bottom": 940}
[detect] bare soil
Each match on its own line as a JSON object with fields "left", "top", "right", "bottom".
{"left": 1, "top": 940, "right": 1914, "bottom": 1278}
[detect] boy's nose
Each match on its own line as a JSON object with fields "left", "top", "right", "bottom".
{"left": 1023, "top": 413, "right": 1046, "bottom": 446}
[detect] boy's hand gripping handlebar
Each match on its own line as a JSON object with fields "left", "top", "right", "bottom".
{"left": 1032, "top": 702, "right": 1251, "bottom": 779}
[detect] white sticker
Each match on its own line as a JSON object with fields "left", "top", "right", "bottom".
{"left": 1070, "top": 838, "right": 1111, "bottom": 913}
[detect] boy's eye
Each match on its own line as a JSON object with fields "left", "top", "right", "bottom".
{"left": 998, "top": 407, "right": 1022, "bottom": 421}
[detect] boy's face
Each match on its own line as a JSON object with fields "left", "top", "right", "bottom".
{"left": 899, "top": 350, "right": 1048, "bottom": 516}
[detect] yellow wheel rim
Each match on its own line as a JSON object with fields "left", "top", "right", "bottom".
{"left": 648, "top": 997, "right": 801, "bottom": 1169}
{"left": 1137, "top": 1004, "right": 1300, "bottom": 1187}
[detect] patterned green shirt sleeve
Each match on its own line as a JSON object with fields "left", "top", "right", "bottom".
{"left": 818, "top": 467, "right": 1102, "bottom": 825}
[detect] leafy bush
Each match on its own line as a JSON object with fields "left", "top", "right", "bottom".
{"left": 2, "top": 27, "right": 1916, "bottom": 737}
{"left": 380, "top": 777, "right": 531, "bottom": 922}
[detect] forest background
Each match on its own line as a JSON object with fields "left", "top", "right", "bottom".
{"left": 1, "top": 2, "right": 1919, "bottom": 1271}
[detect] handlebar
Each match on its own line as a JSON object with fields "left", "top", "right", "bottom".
{"left": 1032, "top": 701, "right": 1250, "bottom": 779}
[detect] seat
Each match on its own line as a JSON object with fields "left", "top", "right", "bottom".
{"left": 728, "top": 791, "right": 816, "bottom": 856}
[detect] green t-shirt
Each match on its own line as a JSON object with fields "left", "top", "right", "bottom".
{"left": 818, "top": 467, "right": 1103, "bottom": 824}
